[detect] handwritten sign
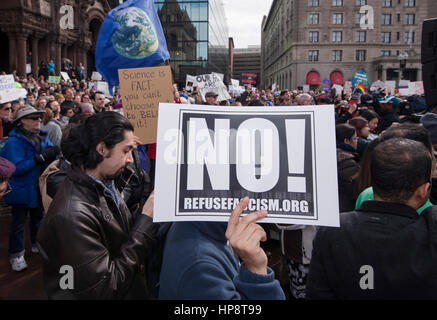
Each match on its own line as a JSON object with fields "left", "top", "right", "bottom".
{"left": 118, "top": 65, "right": 174, "bottom": 144}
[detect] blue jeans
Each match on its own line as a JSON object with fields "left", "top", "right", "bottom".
{"left": 8, "top": 199, "right": 44, "bottom": 259}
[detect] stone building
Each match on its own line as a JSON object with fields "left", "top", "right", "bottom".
{"left": 0, "top": 0, "right": 110, "bottom": 78}
{"left": 261, "top": 0, "right": 434, "bottom": 90}
{"left": 233, "top": 45, "right": 261, "bottom": 84}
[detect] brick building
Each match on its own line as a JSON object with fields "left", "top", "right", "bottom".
{"left": 0, "top": 0, "right": 111, "bottom": 78}
{"left": 261, "top": 0, "right": 435, "bottom": 90}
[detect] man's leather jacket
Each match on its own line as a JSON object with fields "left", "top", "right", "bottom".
{"left": 37, "top": 166, "right": 156, "bottom": 300}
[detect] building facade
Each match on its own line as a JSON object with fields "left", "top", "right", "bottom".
{"left": 261, "top": 0, "right": 432, "bottom": 90}
{"left": 0, "top": 0, "right": 110, "bottom": 78}
{"left": 154, "top": 0, "right": 229, "bottom": 87}
{"left": 233, "top": 46, "right": 261, "bottom": 85}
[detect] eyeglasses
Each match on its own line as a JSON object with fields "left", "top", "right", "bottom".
{"left": 25, "top": 116, "right": 42, "bottom": 121}
{"left": 3, "top": 182, "right": 12, "bottom": 196}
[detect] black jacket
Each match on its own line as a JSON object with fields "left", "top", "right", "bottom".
{"left": 337, "top": 148, "right": 360, "bottom": 212}
{"left": 37, "top": 166, "right": 156, "bottom": 300}
{"left": 306, "top": 201, "right": 437, "bottom": 300}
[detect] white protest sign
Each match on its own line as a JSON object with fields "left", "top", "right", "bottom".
{"left": 96, "top": 81, "right": 113, "bottom": 97}
{"left": 154, "top": 104, "right": 340, "bottom": 227}
{"left": 91, "top": 71, "right": 103, "bottom": 81}
{"left": 409, "top": 81, "right": 424, "bottom": 95}
{"left": 344, "top": 81, "right": 352, "bottom": 94}
{"left": 272, "top": 83, "right": 277, "bottom": 91}
{"left": 332, "top": 84, "right": 343, "bottom": 96}
{"left": 196, "top": 73, "right": 231, "bottom": 102}
{"left": 303, "top": 85, "right": 310, "bottom": 93}
{"left": 385, "top": 81, "right": 396, "bottom": 95}
{"left": 0, "top": 75, "right": 21, "bottom": 103}
{"left": 231, "top": 79, "right": 240, "bottom": 88}
{"left": 185, "top": 75, "right": 197, "bottom": 92}
{"left": 212, "top": 72, "right": 224, "bottom": 82}
{"left": 60, "top": 72, "right": 70, "bottom": 81}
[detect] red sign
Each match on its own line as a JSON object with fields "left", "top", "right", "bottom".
{"left": 241, "top": 73, "right": 258, "bottom": 85}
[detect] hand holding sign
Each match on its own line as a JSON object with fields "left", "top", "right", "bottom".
{"left": 225, "top": 197, "right": 268, "bottom": 275}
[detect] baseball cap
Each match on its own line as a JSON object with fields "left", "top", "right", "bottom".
{"left": 205, "top": 92, "right": 218, "bottom": 98}
{"left": 378, "top": 96, "right": 400, "bottom": 108}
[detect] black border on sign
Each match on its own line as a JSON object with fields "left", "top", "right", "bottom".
{"left": 173, "top": 108, "right": 319, "bottom": 222}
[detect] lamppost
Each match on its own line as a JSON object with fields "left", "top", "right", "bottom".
{"left": 398, "top": 51, "right": 409, "bottom": 82}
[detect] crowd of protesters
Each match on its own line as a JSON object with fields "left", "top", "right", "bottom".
{"left": 1, "top": 64, "right": 437, "bottom": 300}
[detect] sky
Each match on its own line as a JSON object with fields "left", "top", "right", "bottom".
{"left": 222, "top": 0, "right": 273, "bottom": 49}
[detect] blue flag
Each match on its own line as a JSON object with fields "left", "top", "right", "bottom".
{"left": 95, "top": 0, "right": 170, "bottom": 93}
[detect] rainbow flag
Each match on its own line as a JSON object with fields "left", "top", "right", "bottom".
{"left": 355, "top": 83, "right": 366, "bottom": 95}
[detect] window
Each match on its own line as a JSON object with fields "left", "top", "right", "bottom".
{"left": 309, "top": 31, "right": 319, "bottom": 43}
{"left": 309, "top": 50, "right": 319, "bottom": 62}
{"left": 356, "top": 13, "right": 366, "bottom": 24}
{"left": 333, "top": 0, "right": 343, "bottom": 6}
{"left": 333, "top": 13, "right": 343, "bottom": 24}
{"left": 332, "top": 50, "right": 342, "bottom": 61}
{"left": 381, "top": 32, "right": 391, "bottom": 43}
{"left": 381, "top": 50, "right": 391, "bottom": 56}
{"left": 309, "top": 0, "right": 319, "bottom": 6}
{"left": 397, "top": 13, "right": 400, "bottom": 22}
{"left": 332, "top": 31, "right": 342, "bottom": 42}
{"left": 356, "top": 31, "right": 366, "bottom": 42}
{"left": 405, "top": 0, "right": 415, "bottom": 6}
{"left": 309, "top": 13, "right": 319, "bottom": 24}
{"left": 396, "top": 32, "right": 400, "bottom": 40}
{"left": 405, "top": 14, "right": 415, "bottom": 25}
{"left": 382, "top": 14, "right": 392, "bottom": 25}
{"left": 356, "top": 50, "right": 366, "bottom": 61}
{"left": 382, "top": 0, "right": 392, "bottom": 7}
{"left": 356, "top": 0, "right": 366, "bottom": 5}
{"left": 404, "top": 31, "right": 415, "bottom": 44}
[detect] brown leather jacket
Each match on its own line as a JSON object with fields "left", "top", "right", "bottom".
{"left": 37, "top": 166, "right": 156, "bottom": 300}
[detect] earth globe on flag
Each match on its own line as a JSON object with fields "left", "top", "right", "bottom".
{"left": 111, "top": 6, "right": 159, "bottom": 60}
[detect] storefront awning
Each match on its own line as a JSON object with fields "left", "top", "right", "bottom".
{"left": 306, "top": 71, "right": 320, "bottom": 85}
{"left": 330, "top": 71, "right": 344, "bottom": 85}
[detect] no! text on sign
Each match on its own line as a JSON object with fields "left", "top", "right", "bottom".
{"left": 118, "top": 65, "right": 174, "bottom": 144}
{"left": 154, "top": 104, "right": 340, "bottom": 227}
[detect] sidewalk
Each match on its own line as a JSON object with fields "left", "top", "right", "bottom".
{"left": 0, "top": 208, "right": 47, "bottom": 300}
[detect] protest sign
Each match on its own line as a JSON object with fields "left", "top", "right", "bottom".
{"left": 96, "top": 81, "right": 113, "bottom": 97}
{"left": 48, "top": 76, "right": 61, "bottom": 84}
{"left": 91, "top": 71, "right": 103, "bottom": 81}
{"left": 399, "top": 80, "right": 410, "bottom": 96}
{"left": 409, "top": 81, "right": 424, "bottom": 95}
{"left": 154, "top": 104, "right": 340, "bottom": 227}
{"left": 344, "top": 81, "right": 352, "bottom": 94}
{"left": 196, "top": 73, "right": 231, "bottom": 102}
{"left": 231, "top": 79, "right": 240, "bottom": 88}
{"left": 118, "top": 65, "right": 174, "bottom": 144}
{"left": 322, "top": 80, "right": 331, "bottom": 92}
{"left": 185, "top": 75, "right": 197, "bottom": 92}
{"left": 332, "top": 84, "right": 343, "bottom": 96}
{"left": 352, "top": 70, "right": 370, "bottom": 88}
{"left": 303, "top": 85, "right": 310, "bottom": 93}
{"left": 0, "top": 75, "right": 24, "bottom": 103}
{"left": 60, "top": 72, "right": 70, "bottom": 81}
{"left": 385, "top": 81, "right": 396, "bottom": 95}
{"left": 272, "top": 83, "right": 277, "bottom": 91}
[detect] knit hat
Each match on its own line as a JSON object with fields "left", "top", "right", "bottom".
{"left": 421, "top": 113, "right": 437, "bottom": 145}
{"left": 0, "top": 157, "right": 16, "bottom": 182}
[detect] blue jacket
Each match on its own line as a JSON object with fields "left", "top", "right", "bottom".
{"left": 0, "top": 128, "right": 53, "bottom": 208}
{"left": 159, "top": 222, "right": 285, "bottom": 300}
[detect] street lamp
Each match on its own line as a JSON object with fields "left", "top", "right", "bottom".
{"left": 398, "top": 52, "right": 409, "bottom": 81}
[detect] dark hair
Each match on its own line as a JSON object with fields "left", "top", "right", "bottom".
{"left": 354, "top": 138, "right": 381, "bottom": 194}
{"left": 380, "top": 124, "right": 432, "bottom": 153}
{"left": 248, "top": 99, "right": 264, "bottom": 106}
{"left": 360, "top": 109, "right": 380, "bottom": 122}
{"left": 348, "top": 117, "right": 368, "bottom": 138}
{"left": 336, "top": 124, "right": 356, "bottom": 144}
{"left": 62, "top": 112, "right": 134, "bottom": 170}
{"left": 371, "top": 138, "right": 432, "bottom": 203}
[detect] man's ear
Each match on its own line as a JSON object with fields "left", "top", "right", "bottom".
{"left": 415, "top": 182, "right": 431, "bottom": 203}
{"left": 96, "top": 141, "right": 106, "bottom": 157}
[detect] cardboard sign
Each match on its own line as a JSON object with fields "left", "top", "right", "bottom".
{"left": 48, "top": 76, "right": 61, "bottom": 84}
{"left": 118, "top": 65, "right": 174, "bottom": 145}
{"left": 196, "top": 73, "right": 231, "bottom": 102}
{"left": 154, "top": 104, "right": 340, "bottom": 227}
{"left": 60, "top": 72, "right": 70, "bottom": 81}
